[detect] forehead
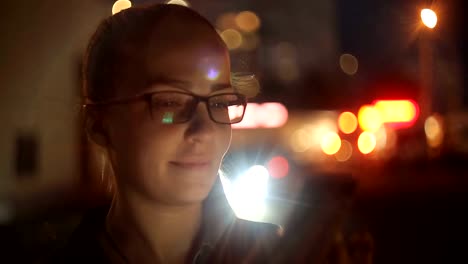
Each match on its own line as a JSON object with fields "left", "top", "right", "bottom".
{"left": 145, "top": 19, "right": 229, "bottom": 77}
{"left": 115, "top": 17, "right": 230, "bottom": 97}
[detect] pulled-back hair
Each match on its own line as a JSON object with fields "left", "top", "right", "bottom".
{"left": 82, "top": 4, "right": 219, "bottom": 103}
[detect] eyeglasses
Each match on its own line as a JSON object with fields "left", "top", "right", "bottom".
{"left": 84, "top": 91, "right": 247, "bottom": 125}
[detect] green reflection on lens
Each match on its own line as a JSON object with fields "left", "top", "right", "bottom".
{"left": 162, "top": 112, "right": 174, "bottom": 124}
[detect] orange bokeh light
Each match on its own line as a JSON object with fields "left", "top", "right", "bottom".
{"left": 358, "top": 132, "right": 376, "bottom": 154}
{"left": 374, "top": 100, "right": 419, "bottom": 128}
{"left": 321, "top": 132, "right": 341, "bottom": 155}
{"left": 338, "top": 112, "right": 358, "bottom": 134}
{"left": 358, "top": 105, "right": 382, "bottom": 132}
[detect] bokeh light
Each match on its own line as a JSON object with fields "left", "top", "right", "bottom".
{"left": 335, "top": 140, "right": 353, "bottom": 162}
{"left": 321, "top": 132, "right": 342, "bottom": 155}
{"left": 216, "top": 12, "right": 237, "bottom": 30}
{"left": 235, "top": 11, "right": 261, "bottom": 33}
{"left": 267, "top": 156, "right": 289, "bottom": 179}
{"left": 221, "top": 166, "right": 269, "bottom": 221}
{"left": 425, "top": 114, "right": 444, "bottom": 148}
{"left": 338, "top": 111, "right": 358, "bottom": 134}
{"left": 374, "top": 126, "right": 387, "bottom": 151}
{"left": 358, "top": 105, "right": 383, "bottom": 132}
{"left": 232, "top": 103, "right": 288, "bottom": 129}
{"left": 421, "top": 9, "right": 438, "bottom": 29}
{"left": 339, "top": 53, "right": 359, "bottom": 75}
{"left": 290, "top": 128, "right": 312, "bottom": 152}
{"left": 112, "top": 0, "right": 132, "bottom": 15}
{"left": 374, "top": 100, "right": 419, "bottom": 128}
{"left": 358, "top": 132, "right": 377, "bottom": 154}
{"left": 167, "top": 0, "right": 190, "bottom": 6}
{"left": 220, "top": 29, "right": 243, "bottom": 50}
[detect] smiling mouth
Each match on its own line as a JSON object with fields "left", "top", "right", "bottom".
{"left": 169, "top": 161, "right": 211, "bottom": 169}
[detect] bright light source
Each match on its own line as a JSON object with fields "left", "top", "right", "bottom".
{"left": 166, "top": 0, "right": 190, "bottom": 7}
{"left": 220, "top": 29, "right": 243, "bottom": 50}
{"left": 421, "top": 9, "right": 438, "bottom": 29}
{"left": 358, "top": 132, "right": 376, "bottom": 154}
{"left": 335, "top": 140, "right": 353, "bottom": 162}
{"left": 267, "top": 156, "right": 289, "bottom": 179}
{"left": 321, "top": 132, "right": 342, "bottom": 155}
{"left": 374, "top": 100, "right": 419, "bottom": 128}
{"left": 235, "top": 11, "right": 261, "bottom": 33}
{"left": 425, "top": 114, "right": 443, "bottom": 148}
{"left": 205, "top": 68, "right": 220, "bottom": 80}
{"left": 374, "top": 126, "right": 388, "bottom": 151}
{"left": 221, "top": 166, "right": 269, "bottom": 221}
{"left": 232, "top": 103, "right": 288, "bottom": 129}
{"left": 358, "top": 105, "right": 383, "bottom": 132}
{"left": 112, "top": 0, "right": 132, "bottom": 15}
{"left": 338, "top": 112, "right": 358, "bottom": 134}
{"left": 339, "top": 53, "right": 359, "bottom": 75}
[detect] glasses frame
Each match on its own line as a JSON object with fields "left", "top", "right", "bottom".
{"left": 83, "top": 90, "right": 247, "bottom": 125}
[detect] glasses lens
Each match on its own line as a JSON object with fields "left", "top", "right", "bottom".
{"left": 150, "top": 92, "right": 195, "bottom": 124}
{"left": 208, "top": 94, "right": 246, "bottom": 124}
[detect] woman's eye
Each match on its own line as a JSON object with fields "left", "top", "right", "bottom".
{"left": 153, "top": 99, "right": 184, "bottom": 108}
{"left": 211, "top": 101, "right": 229, "bottom": 109}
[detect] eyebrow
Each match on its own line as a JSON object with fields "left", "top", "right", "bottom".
{"left": 147, "top": 76, "right": 232, "bottom": 93}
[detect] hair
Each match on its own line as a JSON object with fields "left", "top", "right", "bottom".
{"left": 82, "top": 3, "right": 221, "bottom": 103}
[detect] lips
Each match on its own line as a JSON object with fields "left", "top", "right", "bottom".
{"left": 169, "top": 160, "right": 211, "bottom": 169}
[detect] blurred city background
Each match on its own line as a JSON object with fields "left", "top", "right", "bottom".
{"left": 0, "top": 0, "right": 467, "bottom": 263}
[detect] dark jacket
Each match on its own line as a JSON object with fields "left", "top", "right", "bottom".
{"left": 49, "top": 180, "right": 281, "bottom": 263}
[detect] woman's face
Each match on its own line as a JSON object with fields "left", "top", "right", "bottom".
{"left": 102, "top": 22, "right": 232, "bottom": 206}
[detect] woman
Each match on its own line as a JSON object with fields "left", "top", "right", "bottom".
{"left": 52, "top": 3, "right": 280, "bottom": 264}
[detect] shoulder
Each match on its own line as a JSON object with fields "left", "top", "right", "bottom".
{"left": 44, "top": 206, "right": 110, "bottom": 264}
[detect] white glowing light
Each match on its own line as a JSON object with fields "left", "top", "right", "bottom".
{"left": 220, "top": 166, "right": 269, "bottom": 221}
{"left": 112, "top": 0, "right": 132, "bottom": 15}
{"left": 421, "top": 9, "right": 438, "bottom": 29}
{"left": 166, "top": 0, "right": 190, "bottom": 7}
{"left": 206, "top": 68, "right": 220, "bottom": 80}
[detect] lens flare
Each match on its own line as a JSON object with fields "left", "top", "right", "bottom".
{"left": 206, "top": 68, "right": 220, "bottom": 80}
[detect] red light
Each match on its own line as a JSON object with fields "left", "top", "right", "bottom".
{"left": 267, "top": 156, "right": 289, "bottom": 179}
{"left": 232, "top": 103, "right": 288, "bottom": 129}
{"left": 372, "top": 100, "right": 419, "bottom": 129}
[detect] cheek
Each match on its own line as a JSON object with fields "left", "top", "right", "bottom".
{"left": 107, "top": 110, "right": 182, "bottom": 174}
{"left": 217, "top": 125, "right": 232, "bottom": 158}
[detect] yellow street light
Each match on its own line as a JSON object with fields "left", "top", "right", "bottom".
{"left": 421, "top": 9, "right": 437, "bottom": 29}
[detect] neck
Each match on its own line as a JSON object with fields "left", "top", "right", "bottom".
{"left": 105, "top": 191, "right": 203, "bottom": 264}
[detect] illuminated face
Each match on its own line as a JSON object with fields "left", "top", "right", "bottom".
{"left": 103, "top": 18, "right": 232, "bottom": 205}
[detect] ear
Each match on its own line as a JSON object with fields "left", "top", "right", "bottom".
{"left": 84, "top": 108, "right": 109, "bottom": 148}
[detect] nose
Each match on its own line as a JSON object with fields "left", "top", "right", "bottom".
{"left": 184, "top": 102, "right": 216, "bottom": 142}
